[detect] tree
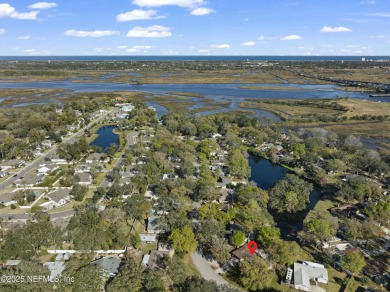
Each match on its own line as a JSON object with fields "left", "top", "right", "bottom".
{"left": 304, "top": 218, "right": 337, "bottom": 247}
{"left": 231, "top": 230, "right": 246, "bottom": 247}
{"left": 228, "top": 149, "right": 250, "bottom": 179}
{"left": 292, "top": 142, "right": 306, "bottom": 158}
{"left": 269, "top": 174, "right": 313, "bottom": 213}
{"left": 70, "top": 183, "right": 88, "bottom": 202}
{"left": 210, "top": 237, "right": 231, "bottom": 264}
{"left": 256, "top": 226, "right": 280, "bottom": 248}
{"left": 0, "top": 260, "right": 52, "bottom": 291}
{"left": 235, "top": 184, "right": 269, "bottom": 208}
{"left": 236, "top": 256, "right": 274, "bottom": 291}
{"left": 168, "top": 226, "right": 198, "bottom": 253}
{"left": 106, "top": 259, "right": 143, "bottom": 292}
{"left": 341, "top": 252, "right": 366, "bottom": 275}
{"left": 106, "top": 143, "right": 118, "bottom": 158}
{"left": 62, "top": 258, "right": 102, "bottom": 291}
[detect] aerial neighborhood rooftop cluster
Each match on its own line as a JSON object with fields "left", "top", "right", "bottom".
{"left": 0, "top": 75, "right": 389, "bottom": 291}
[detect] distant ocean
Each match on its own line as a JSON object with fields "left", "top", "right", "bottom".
{"left": 0, "top": 56, "right": 389, "bottom": 62}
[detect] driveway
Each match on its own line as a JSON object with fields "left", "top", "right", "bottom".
{"left": 190, "top": 253, "right": 243, "bottom": 290}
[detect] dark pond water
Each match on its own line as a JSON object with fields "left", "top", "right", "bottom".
{"left": 90, "top": 125, "right": 119, "bottom": 152}
{"left": 248, "top": 155, "right": 321, "bottom": 237}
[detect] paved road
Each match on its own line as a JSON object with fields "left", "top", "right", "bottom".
{"left": 190, "top": 253, "right": 237, "bottom": 288}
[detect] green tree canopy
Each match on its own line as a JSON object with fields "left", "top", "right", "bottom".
{"left": 341, "top": 252, "right": 366, "bottom": 275}
{"left": 269, "top": 174, "right": 313, "bottom": 213}
{"left": 168, "top": 226, "right": 198, "bottom": 253}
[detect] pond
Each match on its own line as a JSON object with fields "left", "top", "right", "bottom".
{"left": 248, "top": 155, "right": 321, "bottom": 238}
{"left": 90, "top": 125, "right": 119, "bottom": 153}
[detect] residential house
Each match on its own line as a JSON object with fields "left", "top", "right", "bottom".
{"left": 147, "top": 216, "right": 163, "bottom": 234}
{"left": 121, "top": 104, "right": 135, "bottom": 112}
{"left": 293, "top": 261, "right": 329, "bottom": 292}
{"left": 90, "top": 256, "right": 122, "bottom": 278}
{"left": 86, "top": 153, "right": 108, "bottom": 164}
{"left": 41, "top": 140, "right": 52, "bottom": 148}
{"left": 231, "top": 245, "right": 252, "bottom": 261}
{"left": 46, "top": 189, "right": 71, "bottom": 208}
{"left": 216, "top": 176, "right": 232, "bottom": 188}
{"left": 0, "top": 193, "right": 17, "bottom": 207}
{"left": 50, "top": 154, "right": 67, "bottom": 164}
{"left": 140, "top": 234, "right": 157, "bottom": 243}
{"left": 142, "top": 250, "right": 172, "bottom": 269}
{"left": 75, "top": 164, "right": 91, "bottom": 173}
{"left": 44, "top": 262, "right": 65, "bottom": 282}
{"left": 162, "top": 173, "right": 178, "bottom": 180}
{"left": 37, "top": 163, "right": 58, "bottom": 175}
{"left": 0, "top": 159, "right": 25, "bottom": 171}
{"left": 77, "top": 173, "right": 92, "bottom": 185}
{"left": 14, "top": 174, "right": 44, "bottom": 187}
{"left": 3, "top": 260, "right": 21, "bottom": 268}
{"left": 115, "top": 113, "right": 128, "bottom": 119}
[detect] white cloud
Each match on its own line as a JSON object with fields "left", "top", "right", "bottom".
{"left": 117, "top": 45, "right": 128, "bottom": 49}
{"left": 64, "top": 30, "right": 119, "bottom": 37}
{"left": 240, "top": 41, "right": 256, "bottom": 46}
{"left": 23, "top": 48, "right": 50, "bottom": 55}
{"left": 281, "top": 35, "right": 302, "bottom": 40}
{"left": 132, "top": 0, "right": 205, "bottom": 8}
{"left": 133, "top": 45, "right": 152, "bottom": 49}
{"left": 211, "top": 44, "right": 230, "bottom": 49}
{"left": 116, "top": 9, "right": 163, "bottom": 22}
{"left": 0, "top": 3, "right": 38, "bottom": 20}
{"left": 257, "top": 36, "right": 265, "bottom": 41}
{"left": 198, "top": 49, "right": 210, "bottom": 53}
{"left": 0, "top": 28, "right": 5, "bottom": 35}
{"left": 127, "top": 45, "right": 152, "bottom": 52}
{"left": 191, "top": 7, "right": 214, "bottom": 16}
{"left": 126, "top": 25, "right": 172, "bottom": 38}
{"left": 320, "top": 26, "right": 352, "bottom": 32}
{"left": 369, "top": 12, "right": 390, "bottom": 17}
{"left": 28, "top": 2, "right": 57, "bottom": 9}
{"left": 360, "top": 0, "right": 376, "bottom": 4}
{"left": 162, "top": 50, "right": 178, "bottom": 55}
{"left": 18, "top": 36, "right": 31, "bottom": 40}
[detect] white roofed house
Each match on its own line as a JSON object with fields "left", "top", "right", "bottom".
{"left": 140, "top": 234, "right": 157, "bottom": 243}
{"left": 44, "top": 189, "right": 71, "bottom": 209}
{"left": 41, "top": 140, "right": 52, "bottom": 148}
{"left": 37, "top": 163, "right": 59, "bottom": 175}
{"left": 293, "top": 261, "right": 328, "bottom": 291}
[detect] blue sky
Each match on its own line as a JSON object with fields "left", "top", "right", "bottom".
{"left": 0, "top": 0, "right": 389, "bottom": 56}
